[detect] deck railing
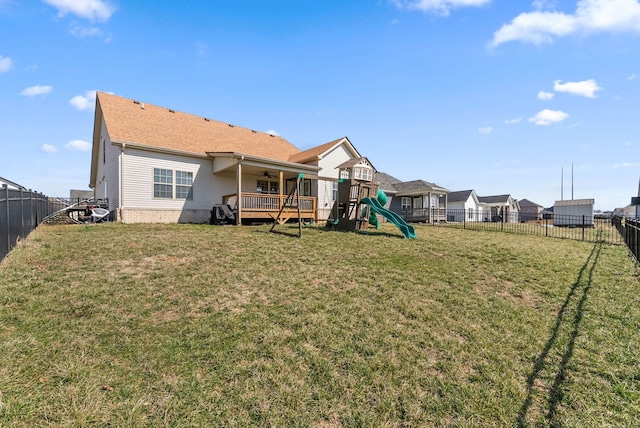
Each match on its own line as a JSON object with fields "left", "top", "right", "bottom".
{"left": 402, "top": 207, "right": 446, "bottom": 222}
{"left": 223, "top": 192, "right": 316, "bottom": 216}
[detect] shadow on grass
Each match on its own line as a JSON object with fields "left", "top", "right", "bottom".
{"left": 517, "top": 241, "right": 603, "bottom": 427}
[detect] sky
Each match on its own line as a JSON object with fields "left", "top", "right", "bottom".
{"left": 1, "top": 0, "right": 639, "bottom": 210}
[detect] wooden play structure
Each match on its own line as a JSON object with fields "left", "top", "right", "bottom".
{"left": 327, "top": 178, "right": 379, "bottom": 232}
{"left": 270, "top": 157, "right": 416, "bottom": 238}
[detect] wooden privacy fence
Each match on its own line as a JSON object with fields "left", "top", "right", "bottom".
{"left": 0, "top": 185, "right": 67, "bottom": 261}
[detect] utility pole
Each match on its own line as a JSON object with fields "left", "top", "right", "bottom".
{"left": 561, "top": 167, "right": 564, "bottom": 201}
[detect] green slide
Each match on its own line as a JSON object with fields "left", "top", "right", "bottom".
{"left": 361, "top": 196, "right": 417, "bottom": 239}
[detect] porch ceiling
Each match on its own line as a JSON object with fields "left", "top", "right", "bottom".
{"left": 208, "top": 152, "right": 320, "bottom": 176}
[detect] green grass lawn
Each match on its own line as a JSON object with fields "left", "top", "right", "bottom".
{"left": 1, "top": 223, "right": 638, "bottom": 427}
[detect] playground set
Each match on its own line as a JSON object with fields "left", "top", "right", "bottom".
{"left": 270, "top": 159, "right": 416, "bottom": 239}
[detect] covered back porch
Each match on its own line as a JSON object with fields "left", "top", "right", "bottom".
{"left": 209, "top": 152, "right": 320, "bottom": 225}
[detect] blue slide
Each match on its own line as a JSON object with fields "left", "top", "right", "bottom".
{"left": 360, "top": 196, "right": 417, "bottom": 239}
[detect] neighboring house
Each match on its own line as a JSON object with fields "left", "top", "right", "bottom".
{"left": 445, "top": 189, "right": 483, "bottom": 222}
{"left": 90, "top": 92, "right": 364, "bottom": 224}
{"left": 553, "top": 199, "right": 594, "bottom": 226}
{"left": 477, "top": 194, "right": 520, "bottom": 223}
{"left": 613, "top": 207, "right": 625, "bottom": 217}
{"left": 373, "top": 172, "right": 402, "bottom": 207}
{"left": 518, "top": 198, "right": 544, "bottom": 222}
{"left": 373, "top": 172, "right": 449, "bottom": 223}
{"left": 622, "top": 204, "right": 640, "bottom": 219}
{"left": 620, "top": 178, "right": 640, "bottom": 219}
{"left": 0, "top": 176, "right": 27, "bottom": 191}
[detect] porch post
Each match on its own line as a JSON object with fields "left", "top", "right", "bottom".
{"left": 236, "top": 159, "right": 242, "bottom": 225}
{"left": 279, "top": 170, "right": 284, "bottom": 211}
{"left": 428, "top": 192, "right": 432, "bottom": 223}
{"left": 444, "top": 194, "right": 448, "bottom": 222}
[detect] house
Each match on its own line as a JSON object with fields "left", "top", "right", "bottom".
{"left": 518, "top": 198, "right": 544, "bottom": 222}
{"left": 373, "top": 172, "right": 449, "bottom": 223}
{"left": 0, "top": 176, "right": 27, "bottom": 191}
{"left": 619, "top": 178, "right": 640, "bottom": 219}
{"left": 477, "top": 194, "right": 520, "bottom": 223}
{"left": 553, "top": 199, "right": 594, "bottom": 226}
{"left": 445, "top": 189, "right": 483, "bottom": 222}
{"left": 90, "top": 92, "right": 365, "bottom": 224}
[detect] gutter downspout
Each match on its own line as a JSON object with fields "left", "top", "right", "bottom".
{"left": 236, "top": 155, "right": 244, "bottom": 225}
{"left": 119, "top": 143, "right": 125, "bottom": 223}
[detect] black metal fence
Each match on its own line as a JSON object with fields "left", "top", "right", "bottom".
{"left": 614, "top": 217, "right": 639, "bottom": 263}
{"left": 431, "top": 209, "right": 624, "bottom": 245}
{"left": 0, "top": 185, "right": 68, "bottom": 261}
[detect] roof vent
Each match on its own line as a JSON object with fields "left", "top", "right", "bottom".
{"left": 269, "top": 134, "right": 274, "bottom": 137}
{"left": 168, "top": 109, "right": 175, "bottom": 113}
{"left": 133, "top": 100, "right": 140, "bottom": 104}
{"left": 204, "top": 118, "right": 210, "bottom": 121}
{"left": 228, "top": 124, "right": 234, "bottom": 127}
{"left": 251, "top": 130, "right": 257, "bottom": 133}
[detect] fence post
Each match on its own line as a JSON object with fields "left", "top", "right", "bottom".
{"left": 633, "top": 220, "right": 640, "bottom": 261}
{"left": 463, "top": 210, "right": 466, "bottom": 229}
{"left": 20, "top": 188, "right": 25, "bottom": 240}
{"left": 582, "top": 215, "right": 585, "bottom": 241}
{"left": 545, "top": 214, "right": 548, "bottom": 236}
{"left": 4, "top": 185, "right": 10, "bottom": 254}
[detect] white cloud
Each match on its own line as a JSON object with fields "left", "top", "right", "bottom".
{"left": 478, "top": 126, "right": 492, "bottom": 134}
{"left": 528, "top": 109, "right": 569, "bottom": 125}
{"left": 41, "top": 144, "right": 58, "bottom": 153}
{"left": 629, "top": 73, "right": 638, "bottom": 80}
{"left": 491, "top": 0, "right": 640, "bottom": 47}
{"left": 20, "top": 85, "right": 52, "bottom": 97}
{"left": 265, "top": 130, "right": 280, "bottom": 136}
{"left": 538, "top": 90, "right": 555, "bottom": 100}
{"left": 391, "top": 0, "right": 490, "bottom": 16}
{"left": 0, "top": 55, "right": 13, "bottom": 73}
{"left": 70, "top": 24, "right": 102, "bottom": 37}
{"left": 43, "top": 0, "right": 115, "bottom": 21}
{"left": 532, "top": 0, "right": 557, "bottom": 10}
{"left": 613, "top": 162, "right": 640, "bottom": 168}
{"left": 504, "top": 117, "right": 522, "bottom": 124}
{"left": 553, "top": 79, "right": 602, "bottom": 97}
{"left": 69, "top": 90, "right": 97, "bottom": 110}
{"left": 65, "top": 139, "right": 91, "bottom": 151}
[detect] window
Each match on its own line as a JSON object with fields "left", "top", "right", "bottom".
{"left": 468, "top": 208, "right": 473, "bottom": 219}
{"left": 353, "top": 166, "right": 372, "bottom": 181}
{"left": 401, "top": 197, "right": 412, "bottom": 210}
{"left": 102, "top": 139, "right": 106, "bottom": 164}
{"left": 332, "top": 181, "right": 338, "bottom": 201}
{"left": 154, "top": 168, "right": 173, "bottom": 199}
{"left": 413, "top": 197, "right": 423, "bottom": 209}
{"left": 257, "top": 180, "right": 279, "bottom": 194}
{"left": 301, "top": 179, "right": 311, "bottom": 196}
{"left": 175, "top": 171, "right": 193, "bottom": 200}
{"left": 154, "top": 168, "right": 193, "bottom": 199}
